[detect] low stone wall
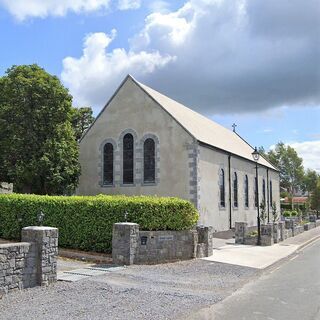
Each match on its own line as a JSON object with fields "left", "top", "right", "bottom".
{"left": 112, "top": 223, "right": 213, "bottom": 265}
{"left": 0, "top": 182, "right": 13, "bottom": 194}
{"left": 235, "top": 218, "right": 320, "bottom": 246}
{"left": 0, "top": 226, "right": 58, "bottom": 296}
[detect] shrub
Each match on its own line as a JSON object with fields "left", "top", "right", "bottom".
{"left": 0, "top": 194, "right": 199, "bottom": 253}
{"left": 283, "top": 210, "right": 292, "bottom": 217}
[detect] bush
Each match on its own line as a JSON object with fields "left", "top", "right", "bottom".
{"left": 0, "top": 194, "right": 199, "bottom": 253}
{"left": 283, "top": 210, "right": 292, "bottom": 217}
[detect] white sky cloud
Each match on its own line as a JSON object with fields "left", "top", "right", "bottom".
{"left": 117, "top": 0, "right": 141, "bottom": 10}
{"left": 0, "top": 0, "right": 111, "bottom": 20}
{"left": 290, "top": 141, "right": 320, "bottom": 173}
{"left": 61, "top": 0, "right": 320, "bottom": 115}
{"left": 61, "top": 30, "right": 175, "bottom": 108}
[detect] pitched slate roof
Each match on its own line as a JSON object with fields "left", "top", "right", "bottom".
{"left": 133, "top": 77, "right": 277, "bottom": 171}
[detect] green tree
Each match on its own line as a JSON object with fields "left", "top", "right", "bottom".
{"left": 0, "top": 64, "right": 81, "bottom": 195}
{"left": 71, "top": 106, "right": 95, "bottom": 141}
{"left": 310, "top": 180, "right": 320, "bottom": 216}
{"left": 302, "top": 169, "right": 319, "bottom": 194}
{"left": 267, "top": 142, "right": 304, "bottom": 208}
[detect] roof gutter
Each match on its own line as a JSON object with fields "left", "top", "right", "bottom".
{"left": 198, "top": 140, "right": 279, "bottom": 173}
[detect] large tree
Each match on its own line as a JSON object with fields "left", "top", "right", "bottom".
{"left": 302, "top": 169, "right": 319, "bottom": 194}
{"left": 71, "top": 107, "right": 95, "bottom": 141}
{"left": 311, "top": 179, "right": 320, "bottom": 216}
{"left": 0, "top": 64, "right": 81, "bottom": 195}
{"left": 267, "top": 142, "right": 304, "bottom": 207}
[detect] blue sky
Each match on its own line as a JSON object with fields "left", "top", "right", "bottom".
{"left": 0, "top": 0, "right": 319, "bottom": 171}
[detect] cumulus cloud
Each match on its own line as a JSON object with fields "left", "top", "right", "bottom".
{"left": 61, "top": 0, "right": 320, "bottom": 114}
{"left": 290, "top": 141, "right": 320, "bottom": 173}
{"left": 0, "top": 0, "right": 111, "bottom": 20}
{"left": 117, "top": 0, "right": 141, "bottom": 10}
{"left": 61, "top": 30, "right": 175, "bottom": 108}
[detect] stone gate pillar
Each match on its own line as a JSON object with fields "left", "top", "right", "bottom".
{"left": 260, "top": 223, "right": 274, "bottom": 246}
{"left": 21, "top": 226, "right": 58, "bottom": 286}
{"left": 112, "top": 223, "right": 139, "bottom": 265}
{"left": 196, "top": 226, "right": 213, "bottom": 257}
{"left": 235, "top": 222, "right": 248, "bottom": 244}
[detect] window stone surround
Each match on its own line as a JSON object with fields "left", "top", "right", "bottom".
{"left": 99, "top": 130, "right": 160, "bottom": 188}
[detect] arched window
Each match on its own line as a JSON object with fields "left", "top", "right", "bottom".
{"left": 123, "top": 133, "right": 134, "bottom": 184}
{"left": 144, "top": 138, "right": 155, "bottom": 183}
{"left": 244, "top": 175, "right": 249, "bottom": 208}
{"left": 254, "top": 177, "right": 258, "bottom": 207}
{"left": 270, "top": 181, "right": 273, "bottom": 204}
{"left": 262, "top": 179, "right": 266, "bottom": 205}
{"left": 219, "top": 169, "right": 225, "bottom": 207}
{"left": 103, "top": 143, "right": 113, "bottom": 185}
{"left": 233, "top": 172, "right": 238, "bottom": 208}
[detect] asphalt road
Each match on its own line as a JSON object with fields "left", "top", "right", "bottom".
{"left": 188, "top": 238, "right": 320, "bottom": 320}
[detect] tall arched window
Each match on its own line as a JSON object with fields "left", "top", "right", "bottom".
{"left": 233, "top": 172, "right": 238, "bottom": 208}
{"left": 254, "top": 177, "right": 258, "bottom": 207}
{"left": 144, "top": 138, "right": 155, "bottom": 183}
{"left": 219, "top": 169, "right": 225, "bottom": 207}
{"left": 270, "top": 181, "right": 273, "bottom": 204}
{"left": 103, "top": 143, "right": 113, "bottom": 185}
{"left": 262, "top": 179, "right": 266, "bottom": 205}
{"left": 244, "top": 175, "right": 249, "bottom": 208}
{"left": 123, "top": 133, "right": 134, "bottom": 184}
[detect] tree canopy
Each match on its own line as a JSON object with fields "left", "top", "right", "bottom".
{"left": 71, "top": 106, "right": 95, "bottom": 141}
{"left": 267, "top": 142, "right": 304, "bottom": 195}
{"left": 0, "top": 64, "right": 81, "bottom": 195}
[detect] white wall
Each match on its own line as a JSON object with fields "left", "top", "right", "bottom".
{"left": 198, "top": 145, "right": 280, "bottom": 232}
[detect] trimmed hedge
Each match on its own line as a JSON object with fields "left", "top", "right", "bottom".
{"left": 0, "top": 194, "right": 199, "bottom": 253}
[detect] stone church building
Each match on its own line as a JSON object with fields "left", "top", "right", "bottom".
{"left": 77, "top": 75, "right": 280, "bottom": 232}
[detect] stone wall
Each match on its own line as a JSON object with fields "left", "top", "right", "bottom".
{"left": 0, "top": 226, "right": 58, "bottom": 296}
{"left": 235, "top": 217, "right": 320, "bottom": 246}
{"left": 0, "top": 182, "right": 13, "bottom": 194}
{"left": 112, "top": 223, "right": 213, "bottom": 265}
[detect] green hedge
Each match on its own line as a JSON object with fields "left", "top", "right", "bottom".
{"left": 281, "top": 203, "right": 306, "bottom": 211}
{"left": 0, "top": 194, "right": 199, "bottom": 253}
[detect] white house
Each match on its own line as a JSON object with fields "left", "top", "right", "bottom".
{"left": 77, "top": 75, "right": 280, "bottom": 231}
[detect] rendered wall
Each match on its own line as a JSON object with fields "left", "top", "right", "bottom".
{"left": 198, "top": 145, "right": 280, "bottom": 232}
{"left": 77, "top": 77, "right": 194, "bottom": 203}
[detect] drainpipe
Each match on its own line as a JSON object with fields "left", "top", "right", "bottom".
{"left": 228, "top": 155, "right": 232, "bottom": 229}
{"left": 267, "top": 168, "right": 270, "bottom": 223}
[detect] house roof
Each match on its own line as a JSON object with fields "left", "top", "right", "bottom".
{"left": 283, "top": 197, "right": 309, "bottom": 204}
{"left": 133, "top": 77, "right": 277, "bottom": 171}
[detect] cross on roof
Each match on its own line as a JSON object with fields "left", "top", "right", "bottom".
{"left": 232, "top": 123, "right": 237, "bottom": 132}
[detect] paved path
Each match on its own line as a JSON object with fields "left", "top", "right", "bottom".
{"left": 205, "top": 227, "right": 320, "bottom": 269}
{"left": 188, "top": 237, "right": 320, "bottom": 320}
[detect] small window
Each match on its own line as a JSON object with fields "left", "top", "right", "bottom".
{"left": 219, "top": 169, "right": 225, "bottom": 207}
{"left": 254, "top": 177, "right": 258, "bottom": 207}
{"left": 103, "top": 143, "right": 113, "bottom": 185}
{"left": 270, "top": 181, "right": 273, "bottom": 204}
{"left": 123, "top": 133, "right": 134, "bottom": 184}
{"left": 143, "top": 138, "right": 155, "bottom": 183}
{"left": 233, "top": 172, "right": 238, "bottom": 208}
{"left": 244, "top": 175, "right": 249, "bottom": 208}
{"left": 262, "top": 179, "right": 266, "bottom": 205}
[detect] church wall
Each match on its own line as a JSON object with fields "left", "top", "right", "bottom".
{"left": 77, "top": 77, "right": 195, "bottom": 203}
{"left": 198, "top": 145, "right": 280, "bottom": 232}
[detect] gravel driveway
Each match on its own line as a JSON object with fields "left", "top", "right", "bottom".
{"left": 0, "top": 259, "right": 258, "bottom": 320}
